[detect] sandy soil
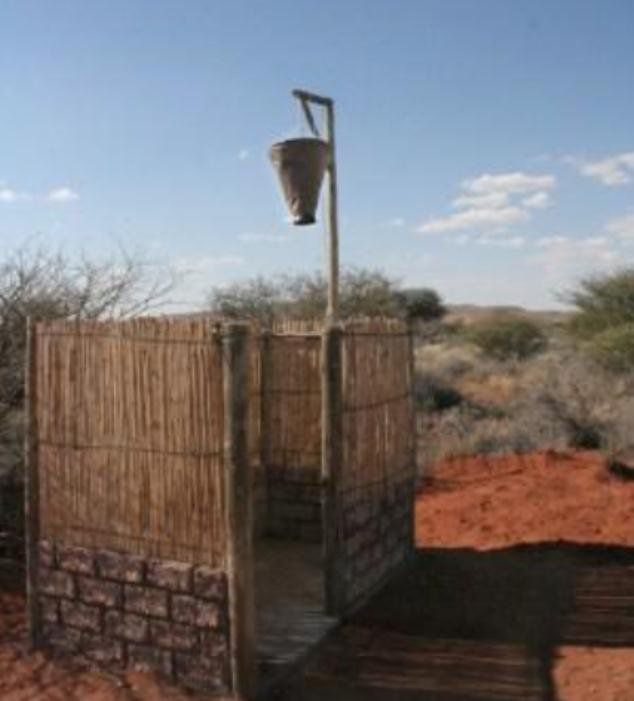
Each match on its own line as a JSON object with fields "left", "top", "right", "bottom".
{"left": 417, "top": 450, "right": 634, "bottom": 701}
{"left": 2, "top": 450, "right": 634, "bottom": 699}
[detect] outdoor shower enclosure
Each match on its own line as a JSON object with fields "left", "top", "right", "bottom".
{"left": 25, "top": 316, "right": 416, "bottom": 697}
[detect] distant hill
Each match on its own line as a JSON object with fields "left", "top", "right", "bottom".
{"left": 445, "top": 304, "right": 571, "bottom": 327}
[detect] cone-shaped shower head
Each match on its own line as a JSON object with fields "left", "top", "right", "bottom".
{"left": 269, "top": 137, "right": 329, "bottom": 225}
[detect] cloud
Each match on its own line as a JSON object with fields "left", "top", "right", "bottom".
{"left": 174, "top": 255, "right": 245, "bottom": 274}
{"left": 0, "top": 187, "right": 31, "bottom": 202}
{"left": 452, "top": 191, "right": 509, "bottom": 210}
{"left": 46, "top": 187, "right": 79, "bottom": 203}
{"left": 386, "top": 217, "right": 405, "bottom": 227}
{"left": 476, "top": 236, "right": 526, "bottom": 249}
{"left": 571, "top": 151, "right": 634, "bottom": 187}
{"left": 531, "top": 236, "right": 618, "bottom": 275}
{"left": 419, "top": 206, "right": 528, "bottom": 234}
{"left": 238, "top": 149, "right": 250, "bottom": 161}
{"left": 418, "top": 170, "right": 556, "bottom": 236}
{"left": 536, "top": 235, "right": 569, "bottom": 248}
{"left": 522, "top": 191, "right": 551, "bottom": 209}
{"left": 605, "top": 212, "right": 634, "bottom": 240}
{"left": 238, "top": 232, "right": 290, "bottom": 243}
{"left": 463, "top": 172, "right": 556, "bottom": 196}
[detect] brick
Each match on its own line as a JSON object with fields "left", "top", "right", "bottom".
{"left": 174, "top": 652, "right": 228, "bottom": 693}
{"left": 60, "top": 599, "right": 101, "bottom": 632}
{"left": 146, "top": 559, "right": 192, "bottom": 592}
{"left": 105, "top": 610, "right": 149, "bottom": 642}
{"left": 172, "top": 595, "right": 221, "bottom": 629}
{"left": 38, "top": 540, "right": 55, "bottom": 568}
{"left": 193, "top": 568, "right": 226, "bottom": 601}
{"left": 42, "top": 623, "right": 82, "bottom": 653}
{"left": 78, "top": 576, "right": 122, "bottom": 608}
{"left": 57, "top": 545, "right": 95, "bottom": 575}
{"left": 81, "top": 633, "right": 124, "bottom": 665}
{"left": 128, "top": 644, "right": 174, "bottom": 678}
{"left": 96, "top": 549, "right": 144, "bottom": 583}
{"left": 39, "top": 596, "right": 59, "bottom": 624}
{"left": 39, "top": 569, "right": 75, "bottom": 599}
{"left": 150, "top": 620, "right": 198, "bottom": 651}
{"left": 124, "top": 584, "right": 168, "bottom": 618}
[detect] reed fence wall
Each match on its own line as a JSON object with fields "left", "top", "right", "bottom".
{"left": 34, "top": 318, "right": 227, "bottom": 568}
{"left": 338, "top": 320, "right": 416, "bottom": 607}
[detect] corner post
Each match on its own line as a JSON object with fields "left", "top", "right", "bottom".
{"left": 24, "top": 317, "right": 40, "bottom": 649}
{"left": 222, "top": 322, "right": 256, "bottom": 699}
{"left": 322, "top": 322, "right": 345, "bottom": 614}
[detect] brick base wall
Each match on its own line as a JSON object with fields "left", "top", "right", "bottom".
{"left": 266, "top": 466, "right": 323, "bottom": 542}
{"left": 341, "top": 476, "right": 414, "bottom": 608}
{"left": 35, "top": 541, "right": 231, "bottom": 694}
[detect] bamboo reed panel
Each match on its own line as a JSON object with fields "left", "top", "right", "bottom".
{"left": 341, "top": 321, "right": 413, "bottom": 495}
{"left": 35, "top": 318, "right": 227, "bottom": 567}
{"left": 267, "top": 331, "right": 322, "bottom": 471}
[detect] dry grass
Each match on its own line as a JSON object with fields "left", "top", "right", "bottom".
{"left": 415, "top": 323, "right": 634, "bottom": 472}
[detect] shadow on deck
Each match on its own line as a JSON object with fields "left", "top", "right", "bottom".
{"left": 275, "top": 543, "right": 634, "bottom": 700}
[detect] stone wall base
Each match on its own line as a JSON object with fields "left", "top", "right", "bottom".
{"left": 35, "top": 541, "right": 231, "bottom": 695}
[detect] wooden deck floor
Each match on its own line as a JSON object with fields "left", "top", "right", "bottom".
{"left": 255, "top": 539, "right": 338, "bottom": 689}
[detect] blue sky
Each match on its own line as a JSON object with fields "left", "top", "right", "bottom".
{"left": 2, "top": 0, "right": 633, "bottom": 309}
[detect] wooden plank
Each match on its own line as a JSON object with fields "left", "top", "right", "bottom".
{"left": 406, "top": 324, "right": 417, "bottom": 555}
{"left": 24, "top": 317, "right": 40, "bottom": 649}
{"left": 222, "top": 322, "right": 257, "bottom": 699}
{"left": 321, "top": 324, "right": 344, "bottom": 615}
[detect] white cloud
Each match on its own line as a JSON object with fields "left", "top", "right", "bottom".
{"left": 238, "top": 232, "right": 290, "bottom": 243}
{"left": 46, "top": 187, "right": 79, "bottom": 203}
{"left": 536, "top": 235, "right": 569, "bottom": 248}
{"left": 573, "top": 151, "right": 634, "bottom": 187}
{"left": 605, "top": 212, "right": 634, "bottom": 240}
{"left": 386, "top": 217, "right": 405, "bottom": 227}
{"left": 463, "top": 172, "right": 556, "bottom": 196}
{"left": 419, "top": 206, "right": 528, "bottom": 234}
{"left": 522, "top": 191, "right": 551, "bottom": 209}
{"left": 476, "top": 236, "right": 526, "bottom": 249}
{"left": 419, "top": 170, "right": 556, "bottom": 236}
{"left": 0, "top": 187, "right": 30, "bottom": 202}
{"left": 174, "top": 256, "right": 245, "bottom": 274}
{"left": 452, "top": 191, "right": 509, "bottom": 210}
{"left": 531, "top": 236, "right": 618, "bottom": 275}
{"left": 238, "top": 149, "right": 250, "bottom": 161}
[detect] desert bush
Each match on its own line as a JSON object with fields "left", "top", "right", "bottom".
{"left": 465, "top": 317, "right": 547, "bottom": 361}
{"left": 209, "top": 268, "right": 445, "bottom": 325}
{"left": 394, "top": 287, "right": 446, "bottom": 323}
{"left": 587, "top": 323, "right": 634, "bottom": 372}
{"left": 565, "top": 268, "right": 634, "bottom": 338}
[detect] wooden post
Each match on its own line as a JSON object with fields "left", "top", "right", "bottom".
{"left": 321, "top": 323, "right": 345, "bottom": 615}
{"left": 291, "top": 89, "right": 340, "bottom": 324}
{"left": 258, "top": 331, "right": 272, "bottom": 538}
{"left": 324, "top": 100, "right": 339, "bottom": 324}
{"left": 222, "top": 323, "right": 256, "bottom": 699}
{"left": 406, "top": 324, "right": 418, "bottom": 556}
{"left": 24, "top": 317, "right": 40, "bottom": 649}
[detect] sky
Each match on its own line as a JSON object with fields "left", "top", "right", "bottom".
{"left": 1, "top": 0, "right": 633, "bottom": 310}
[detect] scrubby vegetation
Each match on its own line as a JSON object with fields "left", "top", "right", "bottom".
{"left": 208, "top": 269, "right": 445, "bottom": 325}
{"left": 416, "top": 270, "right": 634, "bottom": 471}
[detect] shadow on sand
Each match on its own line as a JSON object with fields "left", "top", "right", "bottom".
{"left": 299, "top": 543, "right": 634, "bottom": 700}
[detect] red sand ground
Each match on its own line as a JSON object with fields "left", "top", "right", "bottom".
{"left": 2, "top": 450, "right": 634, "bottom": 699}
{"left": 417, "top": 450, "right": 634, "bottom": 701}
